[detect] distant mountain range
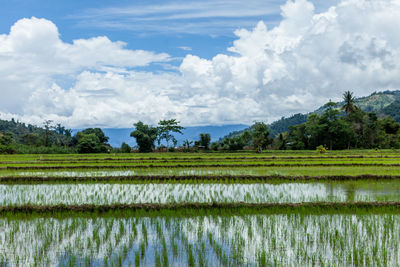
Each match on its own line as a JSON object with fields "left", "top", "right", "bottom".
{"left": 74, "top": 124, "right": 250, "bottom": 148}
{"left": 221, "top": 90, "right": 400, "bottom": 140}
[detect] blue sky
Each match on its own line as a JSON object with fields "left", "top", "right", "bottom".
{"left": 0, "top": 0, "right": 337, "bottom": 61}
{"left": 0, "top": 0, "right": 399, "bottom": 128}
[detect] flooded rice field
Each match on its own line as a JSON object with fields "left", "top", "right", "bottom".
{"left": 2, "top": 151, "right": 400, "bottom": 266}
{"left": 1, "top": 213, "right": 399, "bottom": 266}
{"left": 1, "top": 180, "right": 400, "bottom": 206}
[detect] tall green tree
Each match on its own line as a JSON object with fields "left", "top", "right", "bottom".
{"left": 157, "top": 119, "right": 184, "bottom": 150}
{"left": 288, "top": 124, "right": 307, "bottom": 150}
{"left": 320, "top": 102, "right": 340, "bottom": 150}
{"left": 131, "top": 121, "right": 158, "bottom": 153}
{"left": 199, "top": 133, "right": 211, "bottom": 149}
{"left": 276, "top": 132, "right": 288, "bottom": 150}
{"left": 43, "top": 120, "right": 53, "bottom": 147}
{"left": 0, "top": 132, "right": 14, "bottom": 146}
{"left": 252, "top": 122, "right": 270, "bottom": 153}
{"left": 0, "top": 132, "right": 15, "bottom": 154}
{"left": 72, "top": 128, "right": 109, "bottom": 153}
{"left": 81, "top": 128, "right": 109, "bottom": 144}
{"left": 76, "top": 133, "right": 104, "bottom": 153}
{"left": 120, "top": 142, "right": 132, "bottom": 153}
{"left": 22, "top": 133, "right": 42, "bottom": 146}
{"left": 240, "top": 130, "right": 252, "bottom": 146}
{"left": 342, "top": 91, "right": 358, "bottom": 114}
{"left": 183, "top": 139, "right": 193, "bottom": 151}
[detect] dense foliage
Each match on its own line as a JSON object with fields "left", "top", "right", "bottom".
{"left": 0, "top": 119, "right": 73, "bottom": 150}
{"left": 283, "top": 102, "right": 400, "bottom": 150}
{"left": 73, "top": 128, "right": 110, "bottom": 153}
{"left": 196, "top": 133, "right": 211, "bottom": 149}
{"left": 253, "top": 122, "right": 271, "bottom": 153}
{"left": 120, "top": 142, "right": 132, "bottom": 153}
{"left": 130, "top": 122, "right": 158, "bottom": 153}
{"left": 223, "top": 90, "right": 400, "bottom": 141}
{"left": 381, "top": 100, "right": 400, "bottom": 122}
{"left": 0, "top": 119, "right": 110, "bottom": 154}
{"left": 0, "top": 119, "right": 76, "bottom": 154}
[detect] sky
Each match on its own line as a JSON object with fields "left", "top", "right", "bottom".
{"left": 0, "top": 0, "right": 399, "bottom": 128}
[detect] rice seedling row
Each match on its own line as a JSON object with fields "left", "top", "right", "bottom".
{"left": 1, "top": 212, "right": 400, "bottom": 266}
{"left": 2, "top": 180, "right": 400, "bottom": 206}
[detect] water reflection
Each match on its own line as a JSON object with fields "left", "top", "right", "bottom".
{"left": 344, "top": 183, "right": 356, "bottom": 202}
{"left": 1, "top": 214, "right": 399, "bottom": 266}
{"left": 1, "top": 181, "right": 400, "bottom": 206}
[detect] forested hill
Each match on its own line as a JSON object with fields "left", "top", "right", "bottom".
{"left": 314, "top": 90, "right": 400, "bottom": 115}
{"left": 222, "top": 90, "right": 400, "bottom": 140}
{"left": 0, "top": 119, "right": 71, "bottom": 147}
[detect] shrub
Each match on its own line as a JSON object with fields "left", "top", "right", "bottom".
{"left": 10, "top": 144, "right": 77, "bottom": 154}
{"left": 211, "top": 142, "right": 220, "bottom": 151}
{"left": 316, "top": 145, "right": 327, "bottom": 154}
{"left": 120, "top": 142, "right": 131, "bottom": 153}
{"left": 0, "top": 144, "right": 16, "bottom": 154}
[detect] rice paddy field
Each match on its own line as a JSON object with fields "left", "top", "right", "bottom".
{"left": 1, "top": 150, "right": 400, "bottom": 266}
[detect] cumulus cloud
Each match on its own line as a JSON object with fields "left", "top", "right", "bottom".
{"left": 178, "top": 0, "right": 400, "bottom": 122}
{"left": 1, "top": 0, "right": 400, "bottom": 128}
{"left": 0, "top": 17, "right": 170, "bottom": 117}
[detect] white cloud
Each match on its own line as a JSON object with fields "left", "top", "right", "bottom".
{"left": 176, "top": 0, "right": 400, "bottom": 121}
{"left": 0, "top": 17, "right": 170, "bottom": 124}
{"left": 2, "top": 0, "right": 400, "bottom": 128}
{"left": 178, "top": 46, "right": 192, "bottom": 51}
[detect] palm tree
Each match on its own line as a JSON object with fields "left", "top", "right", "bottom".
{"left": 341, "top": 91, "right": 358, "bottom": 114}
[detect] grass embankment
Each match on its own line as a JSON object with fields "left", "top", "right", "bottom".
{"left": 1, "top": 150, "right": 400, "bottom": 180}
{"left": 3, "top": 155, "right": 400, "bottom": 164}
{"left": 1, "top": 166, "right": 400, "bottom": 181}
{"left": 3, "top": 202, "right": 400, "bottom": 215}
{"left": 2, "top": 174, "right": 400, "bottom": 183}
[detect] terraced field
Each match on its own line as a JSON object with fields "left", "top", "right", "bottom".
{"left": 1, "top": 150, "right": 400, "bottom": 266}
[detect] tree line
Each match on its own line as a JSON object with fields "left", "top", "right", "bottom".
{"left": 276, "top": 91, "right": 400, "bottom": 150}
{"left": 0, "top": 119, "right": 111, "bottom": 154}
{"left": 130, "top": 120, "right": 271, "bottom": 153}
